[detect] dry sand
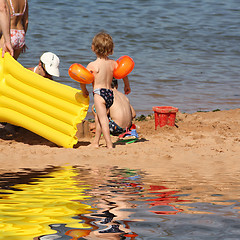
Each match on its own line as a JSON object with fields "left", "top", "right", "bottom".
{"left": 0, "top": 109, "right": 239, "bottom": 186}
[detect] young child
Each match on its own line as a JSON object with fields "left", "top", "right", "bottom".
{"left": 81, "top": 32, "right": 129, "bottom": 148}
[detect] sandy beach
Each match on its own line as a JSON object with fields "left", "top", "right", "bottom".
{"left": 0, "top": 109, "right": 239, "bottom": 185}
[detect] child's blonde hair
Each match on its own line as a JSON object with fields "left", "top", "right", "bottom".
{"left": 92, "top": 32, "right": 114, "bottom": 58}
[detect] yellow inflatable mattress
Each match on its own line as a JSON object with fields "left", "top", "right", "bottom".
{"left": 0, "top": 51, "right": 89, "bottom": 148}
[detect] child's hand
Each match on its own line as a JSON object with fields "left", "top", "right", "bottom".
{"left": 123, "top": 76, "right": 131, "bottom": 95}
{"left": 124, "top": 85, "right": 131, "bottom": 95}
{"left": 82, "top": 90, "right": 89, "bottom": 98}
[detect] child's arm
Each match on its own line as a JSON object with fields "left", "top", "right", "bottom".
{"left": 80, "top": 62, "right": 95, "bottom": 98}
{"left": 123, "top": 76, "right": 131, "bottom": 95}
{"left": 80, "top": 83, "right": 89, "bottom": 98}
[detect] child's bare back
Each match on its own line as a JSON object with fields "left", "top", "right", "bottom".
{"left": 87, "top": 58, "right": 117, "bottom": 90}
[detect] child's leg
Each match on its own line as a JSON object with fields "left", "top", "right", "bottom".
{"left": 91, "top": 110, "right": 102, "bottom": 147}
{"left": 94, "top": 94, "right": 113, "bottom": 148}
{"left": 90, "top": 102, "right": 103, "bottom": 148}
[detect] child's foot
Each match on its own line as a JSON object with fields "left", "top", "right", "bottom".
{"left": 88, "top": 143, "right": 99, "bottom": 148}
{"left": 106, "top": 143, "right": 113, "bottom": 149}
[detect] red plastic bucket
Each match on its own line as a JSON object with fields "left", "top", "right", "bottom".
{"left": 152, "top": 106, "right": 178, "bottom": 129}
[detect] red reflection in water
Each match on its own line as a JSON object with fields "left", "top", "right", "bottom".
{"left": 146, "top": 185, "right": 188, "bottom": 215}
{"left": 123, "top": 220, "right": 139, "bottom": 239}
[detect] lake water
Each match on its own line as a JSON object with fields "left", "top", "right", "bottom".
{"left": 1, "top": 166, "right": 240, "bottom": 239}
{"left": 18, "top": 0, "right": 240, "bottom": 115}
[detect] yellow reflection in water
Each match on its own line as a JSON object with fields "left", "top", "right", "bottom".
{"left": 0, "top": 166, "right": 94, "bottom": 239}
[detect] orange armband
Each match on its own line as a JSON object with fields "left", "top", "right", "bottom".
{"left": 68, "top": 63, "right": 94, "bottom": 84}
{"left": 113, "top": 55, "right": 135, "bottom": 79}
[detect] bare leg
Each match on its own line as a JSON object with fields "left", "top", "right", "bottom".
{"left": 92, "top": 94, "right": 112, "bottom": 149}
{"left": 13, "top": 48, "right": 22, "bottom": 60}
{"left": 90, "top": 104, "right": 101, "bottom": 147}
{"left": 90, "top": 111, "right": 102, "bottom": 148}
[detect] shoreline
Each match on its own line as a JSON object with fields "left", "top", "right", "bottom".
{"left": 0, "top": 109, "right": 239, "bottom": 184}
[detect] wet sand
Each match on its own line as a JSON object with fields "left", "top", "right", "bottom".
{"left": 0, "top": 109, "right": 239, "bottom": 186}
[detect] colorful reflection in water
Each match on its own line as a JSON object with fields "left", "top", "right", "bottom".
{"left": 145, "top": 185, "right": 187, "bottom": 215}
{"left": 0, "top": 166, "right": 240, "bottom": 239}
{"left": 0, "top": 167, "right": 94, "bottom": 239}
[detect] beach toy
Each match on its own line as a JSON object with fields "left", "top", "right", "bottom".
{"left": 119, "top": 129, "right": 139, "bottom": 139}
{"left": 0, "top": 50, "right": 89, "bottom": 148}
{"left": 113, "top": 55, "right": 135, "bottom": 79}
{"left": 152, "top": 106, "right": 178, "bottom": 129}
{"left": 68, "top": 63, "right": 94, "bottom": 84}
